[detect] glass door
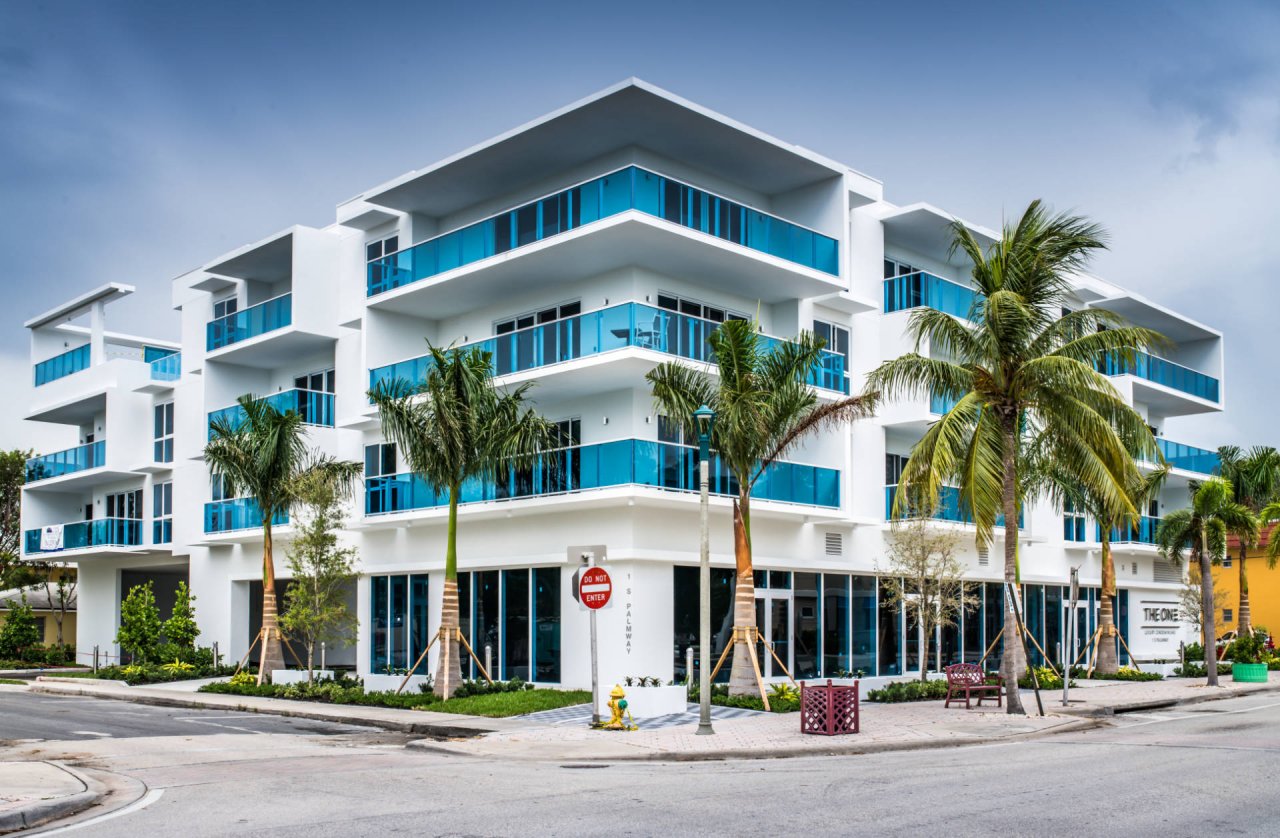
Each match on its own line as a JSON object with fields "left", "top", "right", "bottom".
{"left": 753, "top": 588, "right": 792, "bottom": 679}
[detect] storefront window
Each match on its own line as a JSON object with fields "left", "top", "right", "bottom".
{"left": 822, "top": 574, "right": 850, "bottom": 675}
{"left": 878, "top": 580, "right": 902, "bottom": 676}
{"left": 370, "top": 573, "right": 429, "bottom": 674}
{"left": 454, "top": 568, "right": 561, "bottom": 683}
{"left": 851, "top": 575, "right": 877, "bottom": 675}
{"left": 672, "top": 566, "right": 735, "bottom": 683}
{"left": 793, "top": 573, "right": 820, "bottom": 679}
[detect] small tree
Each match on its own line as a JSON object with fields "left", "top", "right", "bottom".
{"left": 117, "top": 582, "right": 162, "bottom": 664}
{"left": 33, "top": 562, "right": 77, "bottom": 646}
{"left": 163, "top": 581, "right": 200, "bottom": 655}
{"left": 1180, "top": 562, "right": 1225, "bottom": 649}
{"left": 879, "top": 518, "right": 978, "bottom": 680}
{"left": 1, "top": 448, "right": 38, "bottom": 590}
{"left": 0, "top": 595, "right": 42, "bottom": 661}
{"left": 280, "top": 474, "right": 358, "bottom": 683}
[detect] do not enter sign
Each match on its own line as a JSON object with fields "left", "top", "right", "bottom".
{"left": 578, "top": 567, "right": 612, "bottom": 610}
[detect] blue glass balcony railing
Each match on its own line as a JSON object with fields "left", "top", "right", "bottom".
{"left": 143, "top": 346, "right": 178, "bottom": 364}
{"left": 365, "top": 439, "right": 839, "bottom": 515}
{"left": 24, "top": 518, "right": 143, "bottom": 554}
{"left": 1097, "top": 351, "right": 1219, "bottom": 402}
{"left": 1152, "top": 438, "right": 1219, "bottom": 474}
{"left": 25, "top": 441, "right": 105, "bottom": 482}
{"left": 883, "top": 272, "right": 977, "bottom": 319}
{"left": 150, "top": 352, "right": 181, "bottom": 381}
{"left": 885, "top": 484, "right": 1020, "bottom": 526}
{"left": 369, "top": 302, "right": 848, "bottom": 398}
{"left": 208, "top": 389, "right": 335, "bottom": 438}
{"left": 204, "top": 498, "right": 289, "bottom": 534}
{"left": 1099, "top": 516, "right": 1161, "bottom": 545}
{"left": 367, "top": 167, "right": 839, "bottom": 297}
{"left": 33, "top": 344, "right": 91, "bottom": 386}
{"left": 206, "top": 294, "right": 292, "bottom": 351}
{"left": 930, "top": 390, "right": 961, "bottom": 415}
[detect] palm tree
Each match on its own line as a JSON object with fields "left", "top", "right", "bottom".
{"left": 1215, "top": 445, "right": 1280, "bottom": 636}
{"left": 1031, "top": 438, "right": 1166, "bottom": 674}
{"left": 646, "top": 318, "right": 877, "bottom": 697}
{"left": 205, "top": 396, "right": 362, "bottom": 684}
{"left": 369, "top": 344, "right": 559, "bottom": 698}
{"left": 1156, "top": 477, "right": 1257, "bottom": 686}
{"left": 867, "top": 201, "right": 1164, "bottom": 714}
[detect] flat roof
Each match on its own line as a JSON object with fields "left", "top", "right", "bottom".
{"left": 24, "top": 283, "right": 134, "bottom": 330}
{"left": 355, "top": 78, "right": 853, "bottom": 217}
{"left": 201, "top": 228, "right": 294, "bottom": 282}
{"left": 1090, "top": 292, "right": 1221, "bottom": 342}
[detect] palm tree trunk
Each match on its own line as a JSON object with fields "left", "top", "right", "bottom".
{"left": 1096, "top": 535, "right": 1119, "bottom": 674}
{"left": 257, "top": 518, "right": 286, "bottom": 684}
{"left": 1199, "top": 538, "right": 1218, "bottom": 687}
{"left": 1000, "top": 420, "right": 1026, "bottom": 715}
{"left": 434, "top": 490, "right": 464, "bottom": 698}
{"left": 1238, "top": 546, "right": 1252, "bottom": 637}
{"left": 728, "top": 497, "right": 759, "bottom": 697}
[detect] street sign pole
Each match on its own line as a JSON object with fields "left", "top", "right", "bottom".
{"left": 587, "top": 550, "right": 601, "bottom": 726}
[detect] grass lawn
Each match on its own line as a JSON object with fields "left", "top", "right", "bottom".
{"left": 0, "top": 678, "right": 26, "bottom": 685}
{"left": 427, "top": 690, "right": 591, "bottom": 717}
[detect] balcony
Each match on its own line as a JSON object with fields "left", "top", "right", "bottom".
{"left": 1152, "top": 438, "right": 1219, "bottom": 474}
{"left": 884, "top": 484, "right": 1020, "bottom": 526}
{"left": 883, "top": 272, "right": 976, "bottom": 319}
{"left": 24, "top": 518, "right": 143, "bottom": 554}
{"left": 1098, "top": 351, "right": 1219, "bottom": 402}
{"left": 369, "top": 302, "right": 847, "bottom": 398}
{"left": 25, "top": 441, "right": 105, "bottom": 483}
{"left": 929, "top": 390, "right": 960, "bottom": 415}
{"left": 150, "top": 351, "right": 181, "bottom": 382}
{"left": 1098, "top": 516, "right": 1161, "bottom": 546}
{"left": 367, "top": 166, "right": 838, "bottom": 299}
{"left": 33, "top": 345, "right": 90, "bottom": 386}
{"left": 204, "top": 498, "right": 288, "bottom": 534}
{"left": 206, "top": 294, "right": 292, "bottom": 352}
{"left": 365, "top": 439, "right": 839, "bottom": 516}
{"left": 208, "top": 389, "right": 335, "bottom": 438}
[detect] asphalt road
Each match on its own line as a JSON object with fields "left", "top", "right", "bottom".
{"left": 5, "top": 690, "right": 1280, "bottom": 836}
{"left": 0, "top": 692, "right": 376, "bottom": 741}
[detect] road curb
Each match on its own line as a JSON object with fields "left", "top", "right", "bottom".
{"left": 26, "top": 681, "right": 502, "bottom": 738}
{"left": 1056, "top": 682, "right": 1280, "bottom": 717}
{"left": 0, "top": 762, "right": 104, "bottom": 835}
{"left": 405, "top": 716, "right": 1104, "bottom": 763}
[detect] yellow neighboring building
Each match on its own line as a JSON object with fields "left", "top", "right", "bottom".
{"left": 1221, "top": 527, "right": 1280, "bottom": 639}
{"left": 0, "top": 586, "right": 78, "bottom": 649}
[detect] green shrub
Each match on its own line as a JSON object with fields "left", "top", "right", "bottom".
{"left": 451, "top": 678, "right": 534, "bottom": 698}
{"left": 1225, "top": 632, "right": 1267, "bottom": 664}
{"left": 116, "top": 582, "right": 162, "bottom": 664}
{"left": 0, "top": 597, "right": 42, "bottom": 660}
{"left": 1071, "top": 665, "right": 1162, "bottom": 682}
{"left": 1018, "top": 666, "right": 1072, "bottom": 690}
{"left": 867, "top": 679, "right": 950, "bottom": 703}
{"left": 1174, "top": 661, "right": 1233, "bottom": 677}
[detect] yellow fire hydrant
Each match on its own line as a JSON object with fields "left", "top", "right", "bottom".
{"left": 602, "top": 684, "right": 637, "bottom": 731}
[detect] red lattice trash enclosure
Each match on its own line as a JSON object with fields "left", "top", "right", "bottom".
{"left": 800, "top": 679, "right": 860, "bottom": 735}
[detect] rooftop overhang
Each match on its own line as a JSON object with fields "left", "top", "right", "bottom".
{"left": 1089, "top": 293, "right": 1222, "bottom": 343}
{"left": 25, "top": 283, "right": 134, "bottom": 330}
{"left": 202, "top": 228, "right": 294, "bottom": 283}
{"left": 878, "top": 204, "right": 998, "bottom": 269}
{"left": 354, "top": 79, "right": 849, "bottom": 218}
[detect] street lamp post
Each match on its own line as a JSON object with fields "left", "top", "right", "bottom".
{"left": 694, "top": 404, "right": 716, "bottom": 736}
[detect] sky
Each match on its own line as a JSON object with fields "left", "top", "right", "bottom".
{"left": 2, "top": 0, "right": 1277, "bottom": 453}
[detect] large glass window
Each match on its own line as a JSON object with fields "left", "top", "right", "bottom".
{"left": 153, "top": 401, "right": 174, "bottom": 463}
{"left": 454, "top": 568, "right": 561, "bottom": 682}
{"left": 984, "top": 582, "right": 1005, "bottom": 665}
{"left": 793, "top": 573, "right": 820, "bottom": 680}
{"left": 822, "top": 574, "right": 850, "bottom": 676}
{"left": 672, "top": 566, "right": 735, "bottom": 683}
{"left": 878, "top": 579, "right": 902, "bottom": 676}
{"left": 851, "top": 575, "right": 877, "bottom": 675}
{"left": 152, "top": 481, "right": 172, "bottom": 544}
{"left": 364, "top": 443, "right": 398, "bottom": 515}
{"left": 369, "top": 573, "right": 429, "bottom": 674}
{"left": 962, "top": 583, "right": 984, "bottom": 664}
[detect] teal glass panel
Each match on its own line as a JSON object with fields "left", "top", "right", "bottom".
{"left": 206, "top": 294, "right": 292, "bottom": 351}
{"left": 34, "top": 344, "right": 90, "bottom": 386}
{"left": 26, "top": 440, "right": 104, "bottom": 482}
{"left": 203, "top": 498, "right": 288, "bottom": 533}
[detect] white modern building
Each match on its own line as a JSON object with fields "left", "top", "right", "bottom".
{"left": 21, "top": 79, "right": 1224, "bottom": 685}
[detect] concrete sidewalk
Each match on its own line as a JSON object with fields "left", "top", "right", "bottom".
{"left": 1045, "top": 676, "right": 1280, "bottom": 716}
{"left": 0, "top": 761, "right": 101, "bottom": 834}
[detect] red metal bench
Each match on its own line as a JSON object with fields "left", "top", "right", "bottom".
{"left": 944, "top": 663, "right": 1002, "bottom": 709}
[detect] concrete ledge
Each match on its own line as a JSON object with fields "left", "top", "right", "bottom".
{"left": 0, "top": 763, "right": 104, "bottom": 834}
{"left": 1057, "top": 681, "right": 1280, "bottom": 717}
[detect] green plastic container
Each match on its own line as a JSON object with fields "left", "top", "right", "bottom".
{"left": 1232, "top": 662, "right": 1269, "bottom": 683}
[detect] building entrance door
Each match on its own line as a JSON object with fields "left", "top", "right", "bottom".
{"left": 754, "top": 588, "right": 792, "bottom": 679}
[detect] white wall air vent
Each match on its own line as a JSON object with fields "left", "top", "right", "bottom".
{"left": 977, "top": 546, "right": 989, "bottom": 566}
{"left": 1153, "top": 560, "right": 1180, "bottom": 584}
{"left": 824, "top": 532, "right": 843, "bottom": 556}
